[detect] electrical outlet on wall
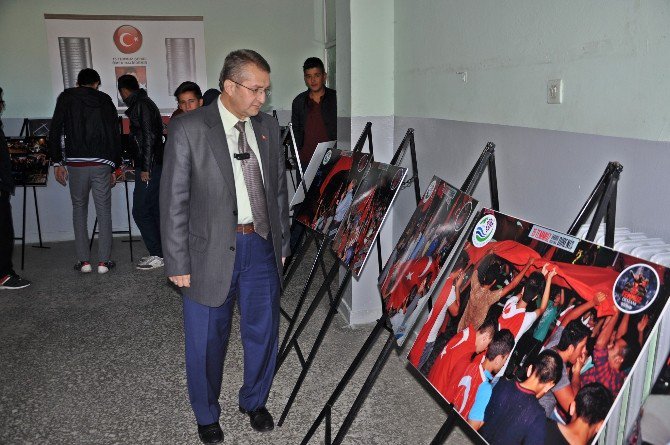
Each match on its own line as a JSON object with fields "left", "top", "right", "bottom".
{"left": 547, "top": 79, "right": 563, "bottom": 104}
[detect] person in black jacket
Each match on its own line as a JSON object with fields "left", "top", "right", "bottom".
{"left": 0, "top": 87, "right": 31, "bottom": 288}
{"left": 290, "top": 57, "right": 336, "bottom": 171}
{"left": 49, "top": 68, "right": 121, "bottom": 274}
{"left": 117, "top": 75, "right": 165, "bottom": 270}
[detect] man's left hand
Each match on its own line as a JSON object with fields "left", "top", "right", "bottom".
{"left": 282, "top": 257, "right": 286, "bottom": 266}
{"left": 141, "top": 171, "right": 150, "bottom": 182}
{"left": 110, "top": 173, "right": 117, "bottom": 187}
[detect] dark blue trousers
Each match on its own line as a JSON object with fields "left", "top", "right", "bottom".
{"left": 133, "top": 164, "right": 163, "bottom": 257}
{"left": 183, "top": 232, "right": 280, "bottom": 425}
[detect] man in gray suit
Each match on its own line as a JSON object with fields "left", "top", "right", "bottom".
{"left": 160, "top": 49, "right": 290, "bottom": 444}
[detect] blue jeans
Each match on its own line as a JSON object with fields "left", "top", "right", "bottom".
{"left": 183, "top": 232, "right": 280, "bottom": 425}
{"left": 133, "top": 164, "right": 162, "bottom": 257}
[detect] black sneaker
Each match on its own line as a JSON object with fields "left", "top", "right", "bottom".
{"left": 0, "top": 274, "right": 32, "bottom": 289}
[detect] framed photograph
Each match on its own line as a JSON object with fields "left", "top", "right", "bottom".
{"left": 294, "top": 148, "right": 357, "bottom": 235}
{"left": 290, "top": 140, "right": 336, "bottom": 209}
{"left": 408, "top": 208, "right": 670, "bottom": 445}
{"left": 378, "top": 176, "right": 477, "bottom": 345}
{"left": 7, "top": 137, "right": 50, "bottom": 187}
{"left": 332, "top": 161, "right": 407, "bottom": 277}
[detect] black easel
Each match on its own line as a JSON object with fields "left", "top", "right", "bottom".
{"left": 428, "top": 161, "right": 622, "bottom": 445}
{"left": 275, "top": 123, "right": 381, "bottom": 426}
{"left": 89, "top": 178, "right": 136, "bottom": 261}
{"left": 278, "top": 123, "right": 373, "bottom": 349}
{"left": 300, "top": 141, "right": 499, "bottom": 444}
{"left": 12, "top": 120, "right": 52, "bottom": 270}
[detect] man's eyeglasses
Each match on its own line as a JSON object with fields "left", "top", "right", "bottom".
{"left": 230, "top": 80, "right": 272, "bottom": 97}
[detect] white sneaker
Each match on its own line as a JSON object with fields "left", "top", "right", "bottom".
{"left": 136, "top": 256, "right": 164, "bottom": 270}
{"left": 137, "top": 256, "right": 151, "bottom": 266}
{"left": 75, "top": 261, "right": 92, "bottom": 273}
{"left": 98, "top": 261, "right": 116, "bottom": 274}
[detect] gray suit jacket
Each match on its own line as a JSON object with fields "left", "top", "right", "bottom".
{"left": 160, "top": 101, "right": 290, "bottom": 307}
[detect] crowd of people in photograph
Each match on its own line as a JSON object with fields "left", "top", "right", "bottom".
{"left": 409, "top": 223, "right": 663, "bottom": 445}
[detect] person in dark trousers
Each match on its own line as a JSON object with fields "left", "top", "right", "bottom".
{"left": 0, "top": 87, "right": 31, "bottom": 289}
{"left": 117, "top": 75, "right": 165, "bottom": 270}
{"left": 288, "top": 57, "right": 337, "bottom": 255}
{"left": 161, "top": 49, "right": 290, "bottom": 444}
{"left": 49, "top": 68, "right": 121, "bottom": 274}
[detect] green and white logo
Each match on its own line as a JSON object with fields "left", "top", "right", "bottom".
{"left": 472, "top": 214, "right": 497, "bottom": 248}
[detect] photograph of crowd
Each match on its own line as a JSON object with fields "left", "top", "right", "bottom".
{"left": 7, "top": 137, "right": 50, "bottom": 186}
{"left": 332, "top": 161, "right": 406, "bottom": 276}
{"left": 378, "top": 176, "right": 477, "bottom": 345}
{"left": 627, "top": 348, "right": 670, "bottom": 445}
{"left": 295, "top": 149, "right": 371, "bottom": 237}
{"left": 408, "top": 209, "right": 670, "bottom": 445}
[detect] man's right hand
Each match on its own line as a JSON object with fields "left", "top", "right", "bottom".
{"left": 54, "top": 166, "right": 68, "bottom": 186}
{"left": 169, "top": 274, "right": 191, "bottom": 287}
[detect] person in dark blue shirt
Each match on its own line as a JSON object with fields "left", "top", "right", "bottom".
{"left": 479, "top": 349, "right": 563, "bottom": 445}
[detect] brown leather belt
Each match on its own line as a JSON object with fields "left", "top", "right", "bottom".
{"left": 236, "top": 223, "right": 255, "bottom": 234}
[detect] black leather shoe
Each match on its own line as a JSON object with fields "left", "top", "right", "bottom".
{"left": 239, "top": 406, "right": 274, "bottom": 432}
{"left": 197, "top": 422, "right": 224, "bottom": 444}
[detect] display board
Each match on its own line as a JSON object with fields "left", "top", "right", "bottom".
{"left": 7, "top": 137, "right": 50, "bottom": 186}
{"left": 289, "top": 140, "right": 337, "bottom": 209}
{"left": 332, "top": 161, "right": 407, "bottom": 276}
{"left": 408, "top": 208, "right": 670, "bottom": 445}
{"left": 378, "top": 176, "right": 477, "bottom": 345}
{"left": 294, "top": 148, "right": 355, "bottom": 235}
{"left": 45, "top": 15, "right": 207, "bottom": 110}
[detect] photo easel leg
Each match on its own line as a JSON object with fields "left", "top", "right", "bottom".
{"left": 277, "top": 269, "right": 352, "bottom": 427}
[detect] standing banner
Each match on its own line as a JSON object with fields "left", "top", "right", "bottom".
{"left": 45, "top": 15, "right": 207, "bottom": 110}
{"left": 408, "top": 208, "right": 670, "bottom": 445}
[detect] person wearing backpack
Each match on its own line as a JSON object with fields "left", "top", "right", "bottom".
{"left": 49, "top": 68, "right": 121, "bottom": 274}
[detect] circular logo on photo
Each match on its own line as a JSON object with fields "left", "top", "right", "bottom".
{"left": 113, "top": 25, "right": 143, "bottom": 54}
{"left": 423, "top": 179, "right": 437, "bottom": 203}
{"left": 613, "top": 263, "right": 660, "bottom": 314}
{"left": 358, "top": 154, "right": 370, "bottom": 172}
{"left": 390, "top": 169, "right": 404, "bottom": 190}
{"left": 453, "top": 200, "right": 473, "bottom": 232}
{"left": 322, "top": 149, "right": 332, "bottom": 165}
{"left": 472, "top": 214, "right": 497, "bottom": 248}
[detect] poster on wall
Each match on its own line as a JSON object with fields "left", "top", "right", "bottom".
{"left": 332, "top": 161, "right": 407, "bottom": 277}
{"left": 378, "top": 176, "right": 477, "bottom": 345}
{"left": 7, "top": 138, "right": 50, "bottom": 186}
{"left": 45, "top": 15, "right": 207, "bottom": 110}
{"left": 407, "top": 208, "right": 670, "bottom": 445}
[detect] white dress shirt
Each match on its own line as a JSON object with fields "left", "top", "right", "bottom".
{"left": 217, "top": 98, "right": 265, "bottom": 224}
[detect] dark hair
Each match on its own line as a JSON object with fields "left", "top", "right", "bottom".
{"left": 219, "top": 49, "right": 271, "bottom": 90}
{"left": 202, "top": 88, "right": 220, "bottom": 106}
{"left": 529, "top": 349, "right": 563, "bottom": 384}
{"left": 477, "top": 318, "right": 498, "bottom": 338}
{"left": 303, "top": 57, "right": 325, "bottom": 73}
{"left": 77, "top": 68, "right": 101, "bottom": 86}
{"left": 485, "top": 329, "right": 515, "bottom": 360}
{"left": 477, "top": 256, "right": 503, "bottom": 286}
{"left": 556, "top": 320, "right": 591, "bottom": 352}
{"left": 574, "top": 383, "right": 613, "bottom": 425}
{"left": 174, "top": 81, "right": 202, "bottom": 99}
{"left": 117, "top": 74, "right": 139, "bottom": 92}
{"left": 521, "top": 271, "right": 546, "bottom": 303}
